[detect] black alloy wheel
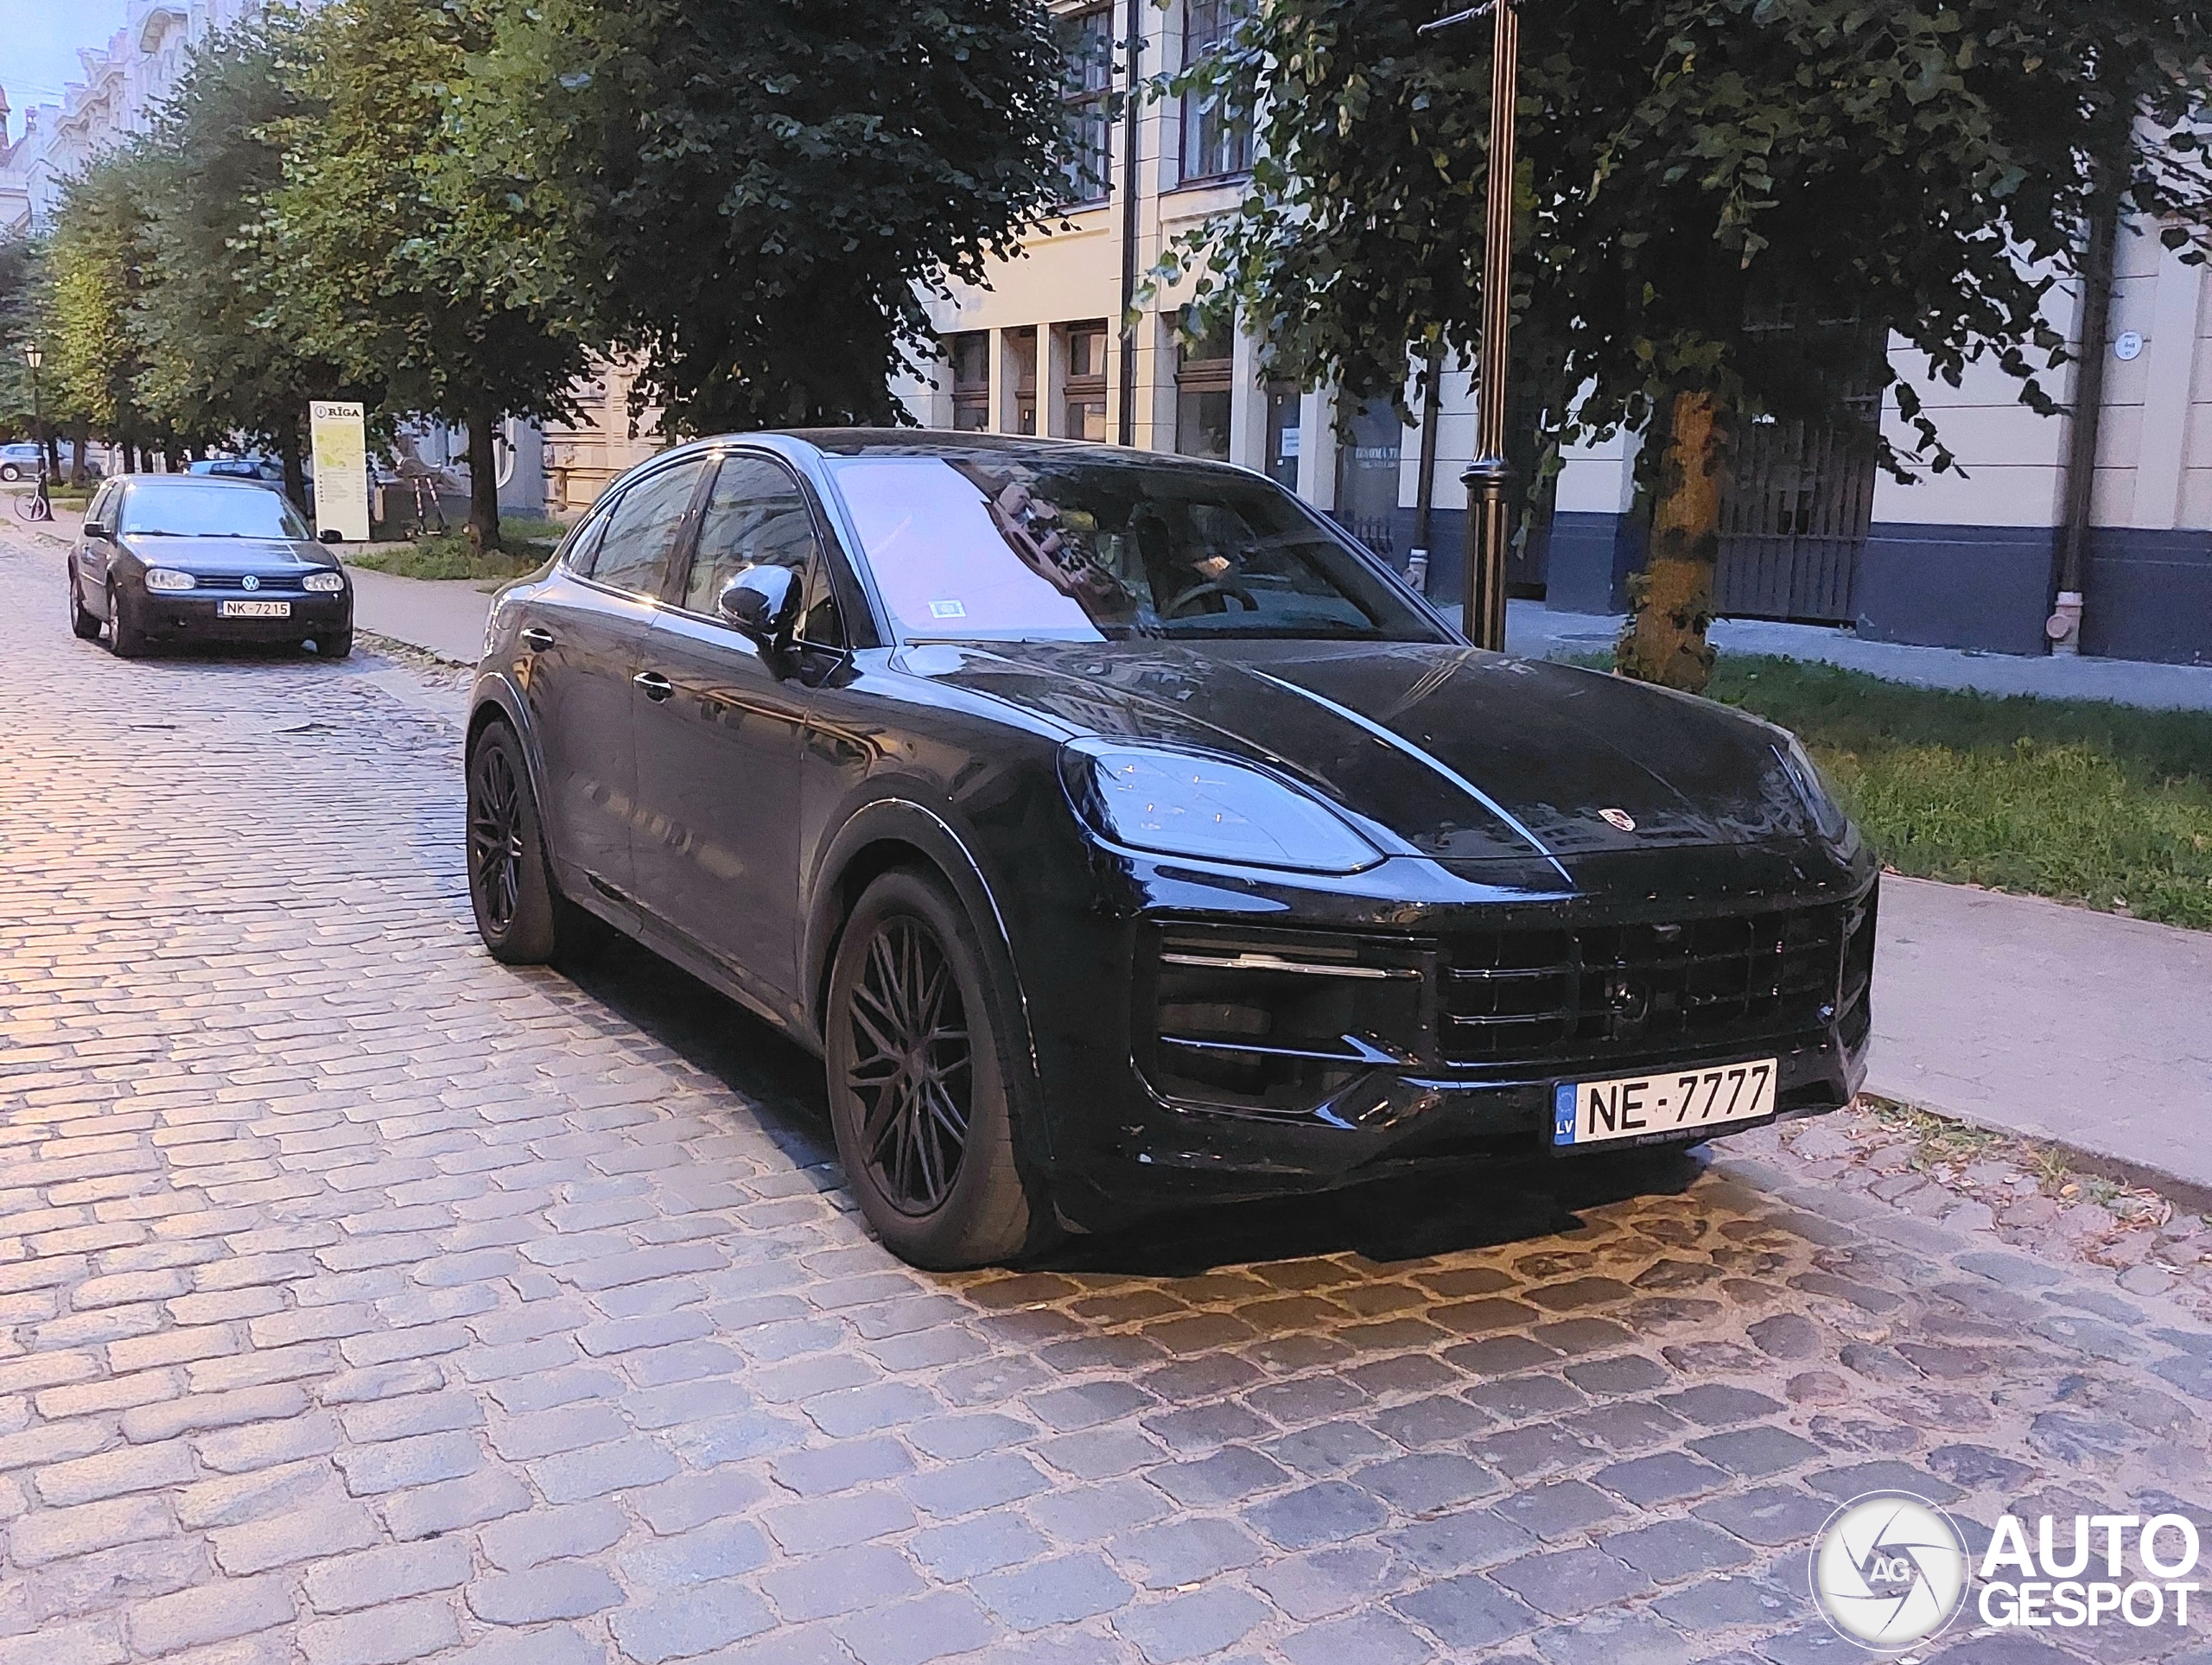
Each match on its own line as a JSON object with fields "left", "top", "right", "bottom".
{"left": 464, "top": 721, "right": 601, "bottom": 965}
{"left": 106, "top": 581, "right": 148, "bottom": 658}
{"left": 846, "top": 915, "right": 975, "bottom": 1216}
{"left": 68, "top": 577, "right": 100, "bottom": 641}
{"left": 826, "top": 869, "right": 1044, "bottom": 1268}
{"left": 469, "top": 737, "right": 528, "bottom": 942}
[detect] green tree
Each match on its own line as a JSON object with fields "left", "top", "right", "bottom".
{"left": 451, "top": 0, "right": 1069, "bottom": 433}
{"left": 135, "top": 16, "right": 347, "bottom": 508}
{"left": 0, "top": 238, "right": 49, "bottom": 442}
{"left": 48, "top": 152, "right": 162, "bottom": 481}
{"left": 262, "top": 0, "right": 586, "bottom": 548}
{"left": 1164, "top": 0, "right": 2212, "bottom": 690}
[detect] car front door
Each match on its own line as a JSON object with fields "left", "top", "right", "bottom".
{"left": 518, "top": 456, "right": 707, "bottom": 913}
{"left": 76, "top": 482, "right": 119, "bottom": 617}
{"left": 630, "top": 451, "right": 824, "bottom": 1006}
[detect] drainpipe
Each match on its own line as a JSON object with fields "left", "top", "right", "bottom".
{"left": 1116, "top": 0, "right": 1145, "bottom": 448}
{"left": 2051, "top": 196, "right": 2121, "bottom": 656}
{"left": 1407, "top": 340, "right": 1446, "bottom": 594}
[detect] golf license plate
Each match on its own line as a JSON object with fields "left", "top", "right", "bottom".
{"left": 218, "top": 599, "right": 290, "bottom": 619}
{"left": 1554, "top": 1058, "right": 1777, "bottom": 1148}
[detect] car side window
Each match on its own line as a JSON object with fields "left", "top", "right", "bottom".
{"left": 562, "top": 497, "right": 617, "bottom": 577}
{"left": 682, "top": 454, "right": 821, "bottom": 619}
{"left": 85, "top": 482, "right": 118, "bottom": 532}
{"left": 590, "top": 460, "right": 705, "bottom": 597}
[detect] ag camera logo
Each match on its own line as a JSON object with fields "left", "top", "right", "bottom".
{"left": 1809, "top": 1492, "right": 1971, "bottom": 1651}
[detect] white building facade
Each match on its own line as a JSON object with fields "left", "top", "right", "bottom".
{"left": 0, "top": 0, "right": 286, "bottom": 235}
{"left": 900, "top": 1, "right": 2212, "bottom": 667}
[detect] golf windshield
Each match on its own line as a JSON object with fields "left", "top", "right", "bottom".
{"left": 824, "top": 452, "right": 1446, "bottom": 644}
{"left": 120, "top": 482, "right": 311, "bottom": 540}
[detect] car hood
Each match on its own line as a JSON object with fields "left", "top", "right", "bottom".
{"left": 899, "top": 639, "right": 1821, "bottom": 866}
{"left": 122, "top": 536, "right": 338, "bottom": 574}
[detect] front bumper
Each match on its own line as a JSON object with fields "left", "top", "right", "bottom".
{"left": 133, "top": 592, "right": 351, "bottom": 643}
{"left": 1013, "top": 839, "right": 1878, "bottom": 1223}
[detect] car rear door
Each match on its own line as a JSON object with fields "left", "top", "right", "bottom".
{"left": 629, "top": 451, "right": 821, "bottom": 1004}
{"left": 518, "top": 456, "right": 707, "bottom": 912}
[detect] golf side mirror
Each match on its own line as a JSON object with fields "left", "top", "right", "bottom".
{"left": 85, "top": 524, "right": 113, "bottom": 542}
{"left": 318, "top": 528, "right": 344, "bottom": 544}
{"left": 717, "top": 565, "right": 803, "bottom": 655}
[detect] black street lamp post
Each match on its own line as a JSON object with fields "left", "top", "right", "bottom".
{"left": 22, "top": 340, "right": 50, "bottom": 517}
{"left": 1421, "top": 0, "right": 1520, "bottom": 651}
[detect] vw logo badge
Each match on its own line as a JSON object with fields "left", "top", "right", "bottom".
{"left": 241, "top": 575, "right": 260, "bottom": 592}
{"left": 1599, "top": 807, "right": 1637, "bottom": 833}
{"left": 1808, "top": 1491, "right": 1969, "bottom": 1652}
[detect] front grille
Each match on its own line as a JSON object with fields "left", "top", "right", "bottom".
{"left": 194, "top": 574, "right": 300, "bottom": 592}
{"left": 1443, "top": 902, "right": 1848, "bottom": 1067}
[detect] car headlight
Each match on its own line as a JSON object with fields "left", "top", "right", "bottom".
{"left": 1060, "top": 740, "right": 1382, "bottom": 874}
{"left": 1778, "top": 734, "right": 1856, "bottom": 850}
{"left": 302, "top": 570, "right": 346, "bottom": 594}
{"left": 143, "top": 569, "right": 196, "bottom": 593}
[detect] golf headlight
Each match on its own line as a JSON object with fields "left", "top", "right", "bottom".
{"left": 143, "top": 569, "right": 195, "bottom": 592}
{"left": 302, "top": 570, "right": 346, "bottom": 593}
{"left": 1061, "top": 740, "right": 1382, "bottom": 874}
{"left": 1780, "top": 734, "right": 1855, "bottom": 849}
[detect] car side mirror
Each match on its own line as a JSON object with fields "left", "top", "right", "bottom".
{"left": 85, "top": 524, "right": 113, "bottom": 542}
{"left": 318, "top": 528, "right": 344, "bottom": 545}
{"left": 718, "top": 566, "right": 803, "bottom": 654}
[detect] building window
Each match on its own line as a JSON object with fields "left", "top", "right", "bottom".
{"left": 1174, "top": 310, "right": 1234, "bottom": 461}
{"left": 1008, "top": 327, "right": 1039, "bottom": 435}
{"left": 1065, "top": 321, "right": 1109, "bottom": 442}
{"left": 1263, "top": 380, "right": 1302, "bottom": 488}
{"left": 1333, "top": 397, "right": 1404, "bottom": 556}
{"left": 949, "top": 333, "right": 990, "bottom": 431}
{"left": 1179, "top": 0, "right": 1252, "bottom": 185}
{"left": 1058, "top": 7, "right": 1114, "bottom": 205}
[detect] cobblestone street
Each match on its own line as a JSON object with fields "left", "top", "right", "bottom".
{"left": 3, "top": 520, "right": 2212, "bottom": 1665}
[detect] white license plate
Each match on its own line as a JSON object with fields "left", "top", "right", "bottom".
{"left": 1553, "top": 1058, "right": 1777, "bottom": 1147}
{"left": 218, "top": 600, "right": 291, "bottom": 618}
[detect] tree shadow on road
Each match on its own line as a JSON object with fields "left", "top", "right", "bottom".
{"left": 555, "top": 932, "right": 1709, "bottom": 1277}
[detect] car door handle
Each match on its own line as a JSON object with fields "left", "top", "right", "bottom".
{"left": 633, "top": 670, "right": 674, "bottom": 702}
{"left": 520, "top": 626, "right": 555, "bottom": 652}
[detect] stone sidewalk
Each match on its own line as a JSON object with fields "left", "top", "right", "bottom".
{"left": 7, "top": 515, "right": 2212, "bottom": 1665}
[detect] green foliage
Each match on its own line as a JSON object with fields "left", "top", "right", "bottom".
{"left": 48, "top": 156, "right": 156, "bottom": 442}
{"left": 0, "top": 238, "right": 48, "bottom": 437}
{"left": 451, "top": 0, "right": 1070, "bottom": 433}
{"left": 1168, "top": 1, "right": 2212, "bottom": 476}
{"left": 346, "top": 527, "right": 556, "bottom": 581}
{"left": 259, "top": 0, "right": 586, "bottom": 433}
{"left": 132, "top": 16, "right": 344, "bottom": 499}
{"left": 1707, "top": 657, "right": 2212, "bottom": 930}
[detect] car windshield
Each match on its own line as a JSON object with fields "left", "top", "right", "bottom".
{"left": 823, "top": 451, "right": 1446, "bottom": 645}
{"left": 119, "top": 482, "right": 309, "bottom": 540}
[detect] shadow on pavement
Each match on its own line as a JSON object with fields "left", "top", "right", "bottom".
{"left": 556, "top": 931, "right": 1710, "bottom": 1278}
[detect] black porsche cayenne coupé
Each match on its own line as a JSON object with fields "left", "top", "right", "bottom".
{"left": 466, "top": 432, "right": 1875, "bottom": 1268}
{"left": 68, "top": 474, "right": 353, "bottom": 658}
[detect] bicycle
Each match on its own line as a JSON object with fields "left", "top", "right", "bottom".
{"left": 13, "top": 466, "right": 53, "bottom": 524}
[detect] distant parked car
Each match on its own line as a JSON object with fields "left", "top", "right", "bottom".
{"left": 188, "top": 457, "right": 285, "bottom": 483}
{"left": 68, "top": 474, "right": 353, "bottom": 658}
{"left": 0, "top": 442, "right": 44, "bottom": 481}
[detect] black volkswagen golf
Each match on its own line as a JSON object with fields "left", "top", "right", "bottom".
{"left": 467, "top": 433, "right": 1874, "bottom": 1268}
{"left": 69, "top": 474, "right": 353, "bottom": 658}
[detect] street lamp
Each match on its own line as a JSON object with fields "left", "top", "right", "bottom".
{"left": 1421, "top": 0, "right": 1520, "bottom": 651}
{"left": 20, "top": 340, "right": 50, "bottom": 512}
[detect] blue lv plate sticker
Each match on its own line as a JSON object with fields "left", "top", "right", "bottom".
{"left": 1553, "top": 1083, "right": 1578, "bottom": 1146}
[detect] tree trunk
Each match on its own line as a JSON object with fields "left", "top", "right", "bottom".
{"left": 276, "top": 416, "right": 308, "bottom": 512}
{"left": 68, "top": 431, "right": 86, "bottom": 487}
{"left": 466, "top": 410, "right": 502, "bottom": 552}
{"left": 1615, "top": 387, "right": 1727, "bottom": 693}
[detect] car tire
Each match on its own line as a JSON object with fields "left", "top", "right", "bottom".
{"left": 317, "top": 628, "right": 353, "bottom": 660}
{"left": 466, "top": 720, "right": 602, "bottom": 965}
{"left": 68, "top": 578, "right": 101, "bottom": 641}
{"left": 0, "top": 465, "right": 17, "bottom": 482}
{"left": 824, "top": 867, "right": 1048, "bottom": 1269}
{"left": 106, "top": 581, "right": 149, "bottom": 658}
